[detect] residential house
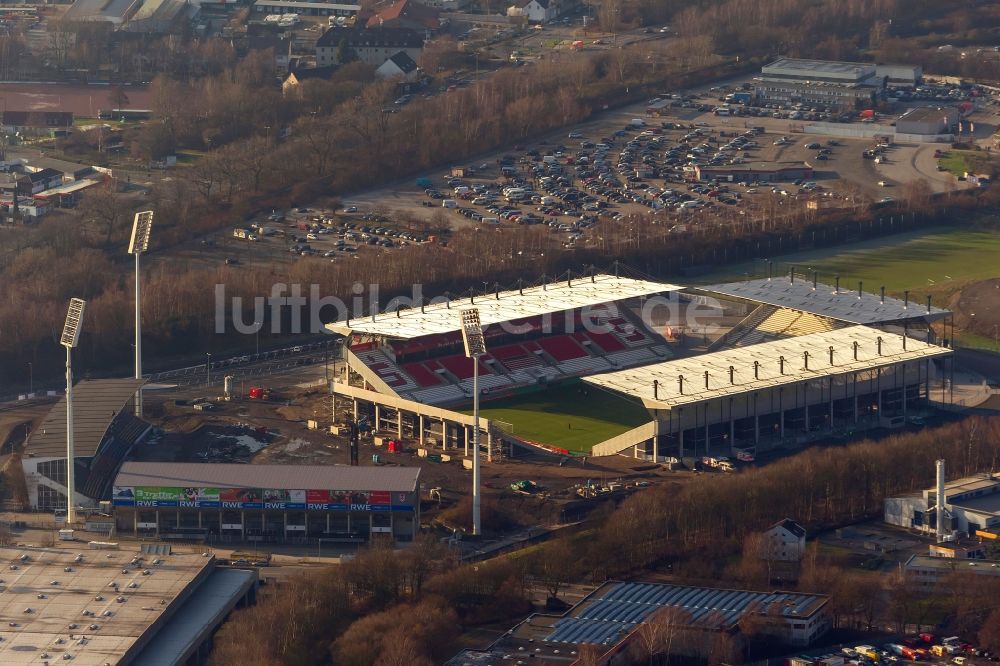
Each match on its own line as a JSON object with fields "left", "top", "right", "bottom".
{"left": 247, "top": 31, "right": 295, "bottom": 74}
{"left": 365, "top": 0, "right": 439, "bottom": 34}
{"left": 18, "top": 168, "right": 65, "bottom": 196}
{"left": 507, "top": 0, "right": 557, "bottom": 23}
{"left": 763, "top": 519, "right": 807, "bottom": 562}
{"left": 281, "top": 65, "right": 339, "bottom": 94}
{"left": 375, "top": 50, "right": 418, "bottom": 80}
{"left": 315, "top": 25, "right": 423, "bottom": 67}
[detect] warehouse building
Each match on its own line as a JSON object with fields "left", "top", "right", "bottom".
{"left": 0, "top": 545, "right": 256, "bottom": 665}
{"left": 895, "top": 106, "right": 959, "bottom": 136}
{"left": 755, "top": 57, "right": 881, "bottom": 109}
{"left": 695, "top": 161, "right": 813, "bottom": 184}
{"left": 876, "top": 63, "right": 923, "bottom": 88}
{"left": 885, "top": 473, "right": 1000, "bottom": 537}
{"left": 112, "top": 461, "right": 421, "bottom": 542}
{"left": 448, "top": 581, "right": 830, "bottom": 664}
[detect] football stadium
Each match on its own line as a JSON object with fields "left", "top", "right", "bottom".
{"left": 327, "top": 269, "right": 954, "bottom": 464}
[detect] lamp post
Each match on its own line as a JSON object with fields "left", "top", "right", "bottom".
{"left": 60, "top": 298, "right": 86, "bottom": 525}
{"left": 206, "top": 353, "right": 212, "bottom": 385}
{"left": 460, "top": 307, "right": 486, "bottom": 536}
{"left": 27, "top": 361, "right": 32, "bottom": 395}
{"left": 128, "top": 211, "right": 154, "bottom": 417}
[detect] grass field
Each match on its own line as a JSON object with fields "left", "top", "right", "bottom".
{"left": 937, "top": 150, "right": 976, "bottom": 177}
{"left": 697, "top": 227, "right": 1000, "bottom": 298}
{"left": 464, "top": 383, "right": 651, "bottom": 452}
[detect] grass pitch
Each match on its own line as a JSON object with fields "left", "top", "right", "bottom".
{"left": 465, "top": 383, "right": 651, "bottom": 453}
{"left": 698, "top": 227, "right": 1000, "bottom": 297}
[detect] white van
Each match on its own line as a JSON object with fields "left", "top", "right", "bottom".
{"left": 482, "top": 217, "right": 499, "bottom": 225}
{"left": 442, "top": 199, "right": 457, "bottom": 208}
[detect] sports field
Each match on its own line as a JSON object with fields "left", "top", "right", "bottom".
{"left": 465, "top": 383, "right": 651, "bottom": 453}
{"left": 698, "top": 227, "right": 1000, "bottom": 295}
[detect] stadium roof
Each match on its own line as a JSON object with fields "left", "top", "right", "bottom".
{"left": 0, "top": 546, "right": 213, "bottom": 666}
{"left": 26, "top": 378, "right": 144, "bottom": 458}
{"left": 544, "top": 581, "right": 828, "bottom": 645}
{"left": 584, "top": 326, "right": 951, "bottom": 408}
{"left": 326, "top": 274, "right": 681, "bottom": 339}
{"left": 695, "top": 278, "right": 950, "bottom": 324}
{"left": 115, "top": 462, "right": 420, "bottom": 492}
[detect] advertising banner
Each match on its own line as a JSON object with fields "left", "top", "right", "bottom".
{"left": 112, "top": 486, "right": 414, "bottom": 511}
{"left": 262, "top": 489, "right": 306, "bottom": 510}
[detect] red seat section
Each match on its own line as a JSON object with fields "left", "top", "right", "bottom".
{"left": 538, "top": 335, "right": 587, "bottom": 362}
{"left": 438, "top": 355, "right": 491, "bottom": 380}
{"left": 587, "top": 330, "right": 625, "bottom": 353}
{"left": 402, "top": 363, "right": 442, "bottom": 387}
{"left": 491, "top": 344, "right": 529, "bottom": 361}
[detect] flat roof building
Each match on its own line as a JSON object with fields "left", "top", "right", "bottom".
{"left": 885, "top": 473, "right": 1000, "bottom": 537}
{"left": 756, "top": 58, "right": 882, "bottom": 110}
{"left": 904, "top": 554, "right": 1000, "bottom": 591}
{"left": 0, "top": 545, "right": 255, "bottom": 665}
{"left": 896, "top": 106, "right": 960, "bottom": 136}
{"left": 112, "top": 462, "right": 421, "bottom": 542}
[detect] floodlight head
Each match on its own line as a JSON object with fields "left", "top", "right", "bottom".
{"left": 61, "top": 298, "right": 86, "bottom": 349}
{"left": 128, "top": 211, "right": 154, "bottom": 255}
{"left": 460, "top": 308, "right": 486, "bottom": 357}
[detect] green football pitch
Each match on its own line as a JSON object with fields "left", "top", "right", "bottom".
{"left": 464, "top": 382, "right": 651, "bottom": 453}
{"left": 696, "top": 227, "right": 1000, "bottom": 294}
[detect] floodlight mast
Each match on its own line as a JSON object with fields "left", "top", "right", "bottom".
{"left": 460, "top": 308, "right": 486, "bottom": 537}
{"left": 128, "top": 211, "right": 153, "bottom": 417}
{"left": 61, "top": 298, "right": 86, "bottom": 526}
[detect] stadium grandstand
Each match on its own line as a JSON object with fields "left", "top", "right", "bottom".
{"left": 324, "top": 269, "right": 954, "bottom": 463}
{"left": 21, "top": 378, "right": 150, "bottom": 512}
{"left": 326, "top": 272, "right": 681, "bottom": 454}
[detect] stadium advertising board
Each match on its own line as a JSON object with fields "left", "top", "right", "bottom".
{"left": 113, "top": 486, "right": 413, "bottom": 511}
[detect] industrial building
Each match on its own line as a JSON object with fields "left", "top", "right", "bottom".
{"left": 112, "top": 461, "right": 421, "bottom": 542}
{"left": 755, "top": 57, "right": 882, "bottom": 109}
{"left": 895, "top": 106, "right": 960, "bottom": 136}
{"left": 884, "top": 471, "right": 1000, "bottom": 537}
{"left": 0, "top": 545, "right": 256, "bottom": 665}
{"left": 251, "top": 0, "right": 359, "bottom": 16}
{"left": 447, "top": 581, "right": 831, "bottom": 664}
{"left": 876, "top": 63, "right": 923, "bottom": 88}
{"left": 694, "top": 161, "right": 813, "bottom": 184}
{"left": 63, "top": 0, "right": 144, "bottom": 24}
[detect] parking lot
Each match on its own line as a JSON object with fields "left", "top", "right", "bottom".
{"left": 169, "top": 77, "right": 994, "bottom": 270}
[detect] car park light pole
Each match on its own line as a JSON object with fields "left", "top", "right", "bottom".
{"left": 61, "top": 298, "right": 86, "bottom": 525}
{"left": 461, "top": 307, "right": 486, "bottom": 537}
{"left": 128, "top": 211, "right": 154, "bottom": 417}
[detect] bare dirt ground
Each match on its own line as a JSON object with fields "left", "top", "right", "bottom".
{"left": 0, "top": 83, "right": 153, "bottom": 116}
{"left": 950, "top": 277, "right": 1000, "bottom": 334}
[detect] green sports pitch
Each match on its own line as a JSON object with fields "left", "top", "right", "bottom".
{"left": 463, "top": 382, "right": 651, "bottom": 453}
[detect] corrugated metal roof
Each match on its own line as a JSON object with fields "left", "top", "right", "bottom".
{"left": 543, "top": 582, "right": 828, "bottom": 645}
{"left": 697, "top": 278, "right": 950, "bottom": 324}
{"left": 326, "top": 275, "right": 681, "bottom": 339}
{"left": 115, "top": 462, "right": 420, "bottom": 492}
{"left": 26, "top": 378, "right": 144, "bottom": 458}
{"left": 584, "top": 325, "right": 951, "bottom": 408}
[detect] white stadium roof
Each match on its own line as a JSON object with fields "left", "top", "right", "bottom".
{"left": 326, "top": 274, "right": 682, "bottom": 339}
{"left": 584, "top": 325, "right": 951, "bottom": 408}
{"left": 697, "top": 278, "right": 950, "bottom": 324}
